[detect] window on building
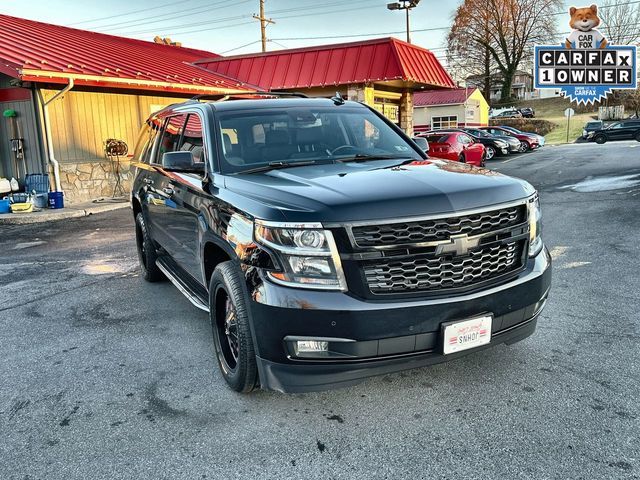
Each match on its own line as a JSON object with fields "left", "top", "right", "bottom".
{"left": 431, "top": 116, "right": 458, "bottom": 129}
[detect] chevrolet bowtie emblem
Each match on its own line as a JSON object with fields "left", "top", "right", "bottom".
{"left": 435, "top": 234, "right": 480, "bottom": 256}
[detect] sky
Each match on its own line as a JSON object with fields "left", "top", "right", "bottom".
{"left": 2, "top": 0, "right": 463, "bottom": 61}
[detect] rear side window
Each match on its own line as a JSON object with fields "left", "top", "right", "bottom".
{"left": 154, "top": 114, "right": 187, "bottom": 164}
{"left": 458, "top": 134, "right": 472, "bottom": 144}
{"left": 133, "top": 115, "right": 161, "bottom": 164}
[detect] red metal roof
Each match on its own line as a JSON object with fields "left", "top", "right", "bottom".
{"left": 414, "top": 88, "right": 474, "bottom": 107}
{"left": 0, "top": 14, "right": 255, "bottom": 94}
{"left": 195, "top": 38, "right": 455, "bottom": 90}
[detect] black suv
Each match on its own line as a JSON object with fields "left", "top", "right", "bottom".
{"left": 131, "top": 96, "right": 551, "bottom": 393}
{"left": 587, "top": 120, "right": 640, "bottom": 144}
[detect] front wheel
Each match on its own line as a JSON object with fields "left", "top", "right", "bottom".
{"left": 209, "top": 261, "right": 258, "bottom": 393}
{"left": 519, "top": 141, "right": 529, "bottom": 153}
{"left": 458, "top": 153, "right": 466, "bottom": 163}
{"left": 135, "top": 212, "right": 164, "bottom": 282}
{"left": 594, "top": 134, "right": 607, "bottom": 144}
{"left": 635, "top": 132, "right": 640, "bottom": 142}
{"left": 485, "top": 146, "right": 496, "bottom": 160}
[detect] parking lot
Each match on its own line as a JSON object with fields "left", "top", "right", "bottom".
{"left": 1, "top": 141, "right": 639, "bottom": 479}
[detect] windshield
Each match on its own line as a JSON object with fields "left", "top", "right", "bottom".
{"left": 216, "top": 106, "right": 418, "bottom": 173}
{"left": 586, "top": 122, "right": 602, "bottom": 128}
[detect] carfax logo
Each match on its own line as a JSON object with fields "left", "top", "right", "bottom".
{"left": 534, "top": 4, "right": 637, "bottom": 104}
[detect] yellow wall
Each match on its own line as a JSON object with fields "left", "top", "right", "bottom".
{"left": 469, "top": 88, "right": 489, "bottom": 126}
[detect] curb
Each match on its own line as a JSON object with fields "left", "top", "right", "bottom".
{"left": 0, "top": 201, "right": 129, "bottom": 225}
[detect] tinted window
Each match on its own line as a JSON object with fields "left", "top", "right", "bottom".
{"left": 133, "top": 115, "right": 162, "bottom": 164}
{"left": 424, "top": 134, "right": 450, "bottom": 143}
{"left": 586, "top": 122, "right": 602, "bottom": 128}
{"left": 155, "top": 114, "right": 187, "bottom": 164}
{"left": 216, "top": 107, "right": 416, "bottom": 173}
{"left": 180, "top": 114, "right": 205, "bottom": 164}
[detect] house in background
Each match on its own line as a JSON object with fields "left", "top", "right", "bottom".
{"left": 466, "top": 70, "right": 535, "bottom": 102}
{"left": 0, "top": 14, "right": 455, "bottom": 204}
{"left": 413, "top": 88, "right": 489, "bottom": 133}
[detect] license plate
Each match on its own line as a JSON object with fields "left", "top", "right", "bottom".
{"left": 442, "top": 315, "right": 492, "bottom": 355}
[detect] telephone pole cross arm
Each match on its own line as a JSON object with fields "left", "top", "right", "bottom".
{"left": 253, "top": 0, "right": 275, "bottom": 53}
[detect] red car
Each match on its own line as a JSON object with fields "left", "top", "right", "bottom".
{"left": 480, "top": 126, "right": 539, "bottom": 152}
{"left": 420, "top": 131, "right": 486, "bottom": 167}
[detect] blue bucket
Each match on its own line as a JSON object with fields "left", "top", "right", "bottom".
{"left": 0, "top": 198, "right": 10, "bottom": 214}
{"left": 48, "top": 191, "right": 64, "bottom": 209}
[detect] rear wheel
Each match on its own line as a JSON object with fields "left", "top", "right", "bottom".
{"left": 485, "top": 145, "right": 496, "bottom": 160}
{"left": 459, "top": 153, "right": 466, "bottom": 163}
{"left": 209, "top": 261, "right": 258, "bottom": 393}
{"left": 595, "top": 134, "right": 607, "bottom": 144}
{"left": 635, "top": 132, "right": 640, "bottom": 142}
{"left": 518, "top": 141, "right": 529, "bottom": 153}
{"left": 135, "top": 212, "right": 164, "bottom": 282}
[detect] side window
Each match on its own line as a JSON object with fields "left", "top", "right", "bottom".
{"left": 180, "top": 114, "right": 205, "bottom": 164}
{"left": 154, "top": 114, "right": 187, "bottom": 164}
{"left": 459, "top": 134, "right": 471, "bottom": 145}
{"left": 132, "top": 115, "right": 161, "bottom": 164}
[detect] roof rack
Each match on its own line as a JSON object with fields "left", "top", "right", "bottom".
{"left": 188, "top": 91, "right": 309, "bottom": 102}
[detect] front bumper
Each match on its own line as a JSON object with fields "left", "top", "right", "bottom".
{"left": 247, "top": 247, "right": 552, "bottom": 393}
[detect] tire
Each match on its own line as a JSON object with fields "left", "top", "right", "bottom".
{"left": 480, "top": 154, "right": 486, "bottom": 168}
{"left": 519, "top": 141, "right": 529, "bottom": 153}
{"left": 595, "top": 135, "right": 607, "bottom": 144}
{"left": 635, "top": 132, "right": 640, "bottom": 142}
{"left": 459, "top": 153, "right": 466, "bottom": 163}
{"left": 485, "top": 145, "right": 496, "bottom": 160}
{"left": 209, "top": 261, "right": 258, "bottom": 393}
{"left": 135, "top": 212, "right": 164, "bottom": 282}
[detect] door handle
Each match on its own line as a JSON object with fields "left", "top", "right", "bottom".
{"left": 162, "top": 186, "right": 175, "bottom": 196}
{"left": 143, "top": 178, "right": 154, "bottom": 185}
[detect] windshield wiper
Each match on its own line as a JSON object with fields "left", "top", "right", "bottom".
{"left": 236, "top": 160, "right": 318, "bottom": 175}
{"left": 336, "top": 154, "right": 408, "bottom": 163}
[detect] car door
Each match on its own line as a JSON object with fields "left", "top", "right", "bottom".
{"left": 606, "top": 122, "right": 628, "bottom": 140}
{"left": 165, "top": 112, "right": 209, "bottom": 281}
{"left": 459, "top": 133, "right": 484, "bottom": 163}
{"left": 146, "top": 113, "right": 188, "bottom": 259}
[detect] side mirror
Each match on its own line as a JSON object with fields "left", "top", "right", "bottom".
{"left": 412, "top": 137, "right": 430, "bottom": 153}
{"left": 162, "top": 151, "right": 203, "bottom": 173}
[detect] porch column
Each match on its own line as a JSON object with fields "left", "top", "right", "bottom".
{"left": 399, "top": 89, "right": 414, "bottom": 136}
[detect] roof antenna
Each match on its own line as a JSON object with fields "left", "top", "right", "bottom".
{"left": 331, "top": 92, "right": 346, "bottom": 105}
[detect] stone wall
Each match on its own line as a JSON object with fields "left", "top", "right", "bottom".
{"left": 57, "top": 160, "right": 133, "bottom": 204}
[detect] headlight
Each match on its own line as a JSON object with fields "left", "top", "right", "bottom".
{"left": 254, "top": 221, "right": 347, "bottom": 290}
{"left": 495, "top": 140, "right": 508, "bottom": 148}
{"left": 527, "top": 194, "right": 543, "bottom": 257}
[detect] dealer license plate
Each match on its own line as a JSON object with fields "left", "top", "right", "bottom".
{"left": 442, "top": 315, "right": 492, "bottom": 355}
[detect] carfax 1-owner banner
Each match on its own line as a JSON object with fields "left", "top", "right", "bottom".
{"left": 535, "top": 4, "right": 637, "bottom": 104}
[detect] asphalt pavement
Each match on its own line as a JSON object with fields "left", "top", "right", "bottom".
{"left": 1, "top": 141, "right": 639, "bottom": 479}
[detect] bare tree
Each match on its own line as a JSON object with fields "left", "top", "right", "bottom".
{"left": 448, "top": 0, "right": 561, "bottom": 102}
{"left": 599, "top": 0, "right": 640, "bottom": 45}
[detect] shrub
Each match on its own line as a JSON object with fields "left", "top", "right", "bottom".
{"left": 489, "top": 118, "right": 557, "bottom": 135}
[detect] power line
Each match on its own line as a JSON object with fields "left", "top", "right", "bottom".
{"left": 68, "top": 0, "right": 196, "bottom": 26}
{"left": 94, "top": 0, "right": 243, "bottom": 31}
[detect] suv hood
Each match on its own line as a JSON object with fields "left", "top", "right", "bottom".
{"left": 224, "top": 159, "right": 534, "bottom": 223}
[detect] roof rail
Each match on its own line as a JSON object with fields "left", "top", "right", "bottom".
{"left": 188, "top": 91, "right": 309, "bottom": 102}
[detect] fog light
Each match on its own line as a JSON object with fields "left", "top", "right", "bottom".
{"left": 295, "top": 340, "right": 329, "bottom": 355}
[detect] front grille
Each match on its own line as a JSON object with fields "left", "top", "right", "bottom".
{"left": 351, "top": 205, "right": 525, "bottom": 248}
{"left": 363, "top": 241, "right": 524, "bottom": 294}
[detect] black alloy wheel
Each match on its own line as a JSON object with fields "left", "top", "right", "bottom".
{"left": 209, "top": 261, "right": 258, "bottom": 393}
{"left": 135, "top": 212, "right": 164, "bottom": 282}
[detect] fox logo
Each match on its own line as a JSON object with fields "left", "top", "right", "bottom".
{"left": 565, "top": 4, "right": 608, "bottom": 49}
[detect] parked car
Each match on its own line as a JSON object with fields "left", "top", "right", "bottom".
{"left": 480, "top": 126, "right": 539, "bottom": 152}
{"left": 491, "top": 110, "right": 522, "bottom": 119}
{"left": 587, "top": 120, "right": 640, "bottom": 144}
{"left": 518, "top": 107, "right": 535, "bottom": 118}
{"left": 131, "top": 95, "right": 551, "bottom": 393}
{"left": 412, "top": 136, "right": 429, "bottom": 153}
{"left": 420, "top": 131, "right": 486, "bottom": 166}
{"left": 460, "top": 128, "right": 514, "bottom": 159}
{"left": 499, "top": 125, "right": 546, "bottom": 148}
{"left": 582, "top": 121, "right": 604, "bottom": 139}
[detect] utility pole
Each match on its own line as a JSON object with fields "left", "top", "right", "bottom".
{"left": 386, "top": 1, "right": 421, "bottom": 44}
{"left": 253, "top": 0, "right": 275, "bottom": 53}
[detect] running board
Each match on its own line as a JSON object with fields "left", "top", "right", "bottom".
{"left": 156, "top": 256, "right": 210, "bottom": 312}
